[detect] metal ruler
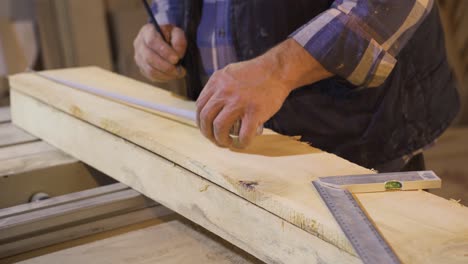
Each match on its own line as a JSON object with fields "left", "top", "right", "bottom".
{"left": 312, "top": 170, "right": 441, "bottom": 264}
{"left": 33, "top": 72, "right": 197, "bottom": 121}
{"left": 33, "top": 72, "right": 263, "bottom": 138}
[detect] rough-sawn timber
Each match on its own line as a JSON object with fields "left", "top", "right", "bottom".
{"left": 9, "top": 67, "right": 468, "bottom": 263}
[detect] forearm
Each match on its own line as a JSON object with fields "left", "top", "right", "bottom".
{"left": 255, "top": 38, "right": 332, "bottom": 93}
{"left": 291, "top": 0, "right": 434, "bottom": 88}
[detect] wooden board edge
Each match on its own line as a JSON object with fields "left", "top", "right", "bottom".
{"left": 1, "top": 205, "right": 173, "bottom": 260}
{"left": 0, "top": 183, "right": 129, "bottom": 218}
{"left": 10, "top": 89, "right": 360, "bottom": 264}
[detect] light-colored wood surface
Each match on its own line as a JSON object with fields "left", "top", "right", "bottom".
{"left": 17, "top": 218, "right": 260, "bottom": 264}
{"left": 426, "top": 127, "right": 468, "bottom": 205}
{"left": 35, "top": 0, "right": 112, "bottom": 70}
{"left": 438, "top": 1, "right": 468, "bottom": 125}
{"left": 0, "top": 18, "right": 28, "bottom": 75}
{"left": 0, "top": 183, "right": 172, "bottom": 259}
{"left": 0, "top": 123, "right": 37, "bottom": 147}
{"left": 0, "top": 183, "right": 127, "bottom": 218}
{"left": 0, "top": 140, "right": 69, "bottom": 165}
{"left": 0, "top": 187, "right": 153, "bottom": 242}
{"left": 10, "top": 90, "right": 360, "bottom": 263}
{"left": 0, "top": 107, "right": 10, "bottom": 123}
{"left": 10, "top": 67, "right": 468, "bottom": 263}
{"left": 0, "top": 141, "right": 90, "bottom": 208}
{"left": 0, "top": 122, "right": 94, "bottom": 209}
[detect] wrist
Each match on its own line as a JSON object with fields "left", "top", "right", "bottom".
{"left": 258, "top": 38, "right": 332, "bottom": 92}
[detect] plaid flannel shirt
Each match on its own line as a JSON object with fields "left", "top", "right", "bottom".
{"left": 152, "top": 0, "right": 434, "bottom": 88}
{"left": 151, "top": 0, "right": 435, "bottom": 171}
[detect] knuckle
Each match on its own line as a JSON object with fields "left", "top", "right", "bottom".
{"left": 161, "top": 64, "right": 175, "bottom": 74}
{"left": 219, "top": 87, "right": 233, "bottom": 97}
{"left": 144, "top": 55, "right": 157, "bottom": 66}
{"left": 212, "top": 70, "right": 222, "bottom": 78}
{"left": 213, "top": 119, "right": 224, "bottom": 134}
{"left": 246, "top": 102, "right": 260, "bottom": 113}
{"left": 157, "top": 64, "right": 169, "bottom": 73}
{"left": 147, "top": 68, "right": 159, "bottom": 78}
{"left": 158, "top": 45, "right": 171, "bottom": 58}
{"left": 147, "top": 37, "right": 158, "bottom": 48}
{"left": 142, "top": 70, "right": 153, "bottom": 81}
{"left": 199, "top": 108, "right": 209, "bottom": 123}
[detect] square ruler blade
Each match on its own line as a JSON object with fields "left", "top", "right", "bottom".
{"left": 313, "top": 170, "right": 441, "bottom": 264}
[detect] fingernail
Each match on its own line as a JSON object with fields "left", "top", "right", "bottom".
{"left": 170, "top": 55, "right": 179, "bottom": 64}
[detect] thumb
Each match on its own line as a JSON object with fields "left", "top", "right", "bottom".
{"left": 160, "top": 25, "right": 173, "bottom": 43}
{"left": 237, "top": 115, "right": 259, "bottom": 149}
{"left": 171, "top": 27, "right": 188, "bottom": 59}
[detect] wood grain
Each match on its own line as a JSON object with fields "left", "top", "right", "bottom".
{"left": 18, "top": 219, "right": 260, "bottom": 264}
{"left": 0, "top": 183, "right": 172, "bottom": 259}
{"left": 426, "top": 127, "right": 468, "bottom": 205}
{"left": 0, "top": 123, "right": 37, "bottom": 148}
{"left": 10, "top": 67, "right": 468, "bottom": 263}
{"left": 11, "top": 90, "right": 359, "bottom": 263}
{"left": 0, "top": 107, "right": 10, "bottom": 123}
{"left": 438, "top": 1, "right": 468, "bottom": 124}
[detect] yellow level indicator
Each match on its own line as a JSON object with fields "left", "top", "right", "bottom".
{"left": 317, "top": 171, "right": 441, "bottom": 193}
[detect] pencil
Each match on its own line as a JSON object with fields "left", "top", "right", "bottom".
{"left": 141, "top": 0, "right": 168, "bottom": 43}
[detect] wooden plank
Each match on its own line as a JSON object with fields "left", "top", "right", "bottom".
{"left": 10, "top": 89, "right": 360, "bottom": 264}
{"left": 0, "top": 140, "right": 97, "bottom": 209}
{"left": 426, "top": 127, "right": 468, "bottom": 205}
{"left": 54, "top": 0, "right": 112, "bottom": 69}
{"left": 0, "top": 140, "right": 58, "bottom": 161}
{"left": 35, "top": 0, "right": 112, "bottom": 70}
{"left": 0, "top": 158, "right": 95, "bottom": 209}
{"left": 1, "top": 208, "right": 174, "bottom": 264}
{"left": 0, "top": 18, "right": 28, "bottom": 74}
{"left": 0, "top": 141, "right": 76, "bottom": 176}
{"left": 10, "top": 67, "right": 468, "bottom": 263}
{"left": 0, "top": 187, "right": 156, "bottom": 243}
{"left": 17, "top": 218, "right": 260, "bottom": 264}
{"left": 0, "top": 123, "right": 37, "bottom": 148}
{"left": 0, "top": 183, "right": 172, "bottom": 259}
{"left": 106, "top": 0, "right": 147, "bottom": 83}
{"left": 2, "top": 206, "right": 173, "bottom": 262}
{"left": 0, "top": 183, "right": 128, "bottom": 218}
{"left": 0, "top": 107, "right": 10, "bottom": 123}
{"left": 438, "top": 0, "right": 468, "bottom": 125}
{"left": 35, "top": 0, "right": 64, "bottom": 68}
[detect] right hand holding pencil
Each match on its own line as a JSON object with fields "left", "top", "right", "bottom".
{"left": 134, "top": 24, "right": 187, "bottom": 82}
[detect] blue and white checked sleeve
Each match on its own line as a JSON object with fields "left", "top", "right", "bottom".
{"left": 151, "top": 0, "right": 184, "bottom": 27}
{"left": 291, "top": 0, "right": 435, "bottom": 88}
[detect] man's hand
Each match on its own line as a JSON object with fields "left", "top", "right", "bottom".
{"left": 196, "top": 60, "right": 290, "bottom": 148}
{"left": 196, "top": 38, "right": 332, "bottom": 148}
{"left": 134, "top": 24, "right": 187, "bottom": 82}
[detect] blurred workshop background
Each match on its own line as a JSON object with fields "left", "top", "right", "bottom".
{"left": 0, "top": 0, "right": 467, "bottom": 205}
